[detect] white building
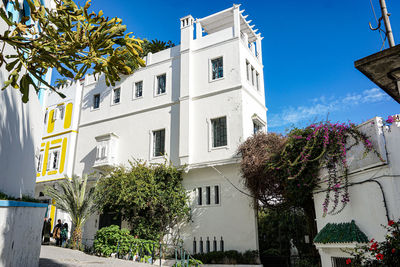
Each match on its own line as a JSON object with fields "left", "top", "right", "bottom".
{"left": 0, "top": 1, "right": 53, "bottom": 266}
{"left": 43, "top": 5, "right": 267, "bottom": 253}
{"left": 313, "top": 117, "right": 400, "bottom": 266}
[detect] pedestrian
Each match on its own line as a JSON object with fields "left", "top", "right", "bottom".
{"left": 42, "top": 218, "right": 52, "bottom": 245}
{"left": 61, "top": 223, "right": 69, "bottom": 248}
{"left": 53, "top": 219, "right": 62, "bottom": 246}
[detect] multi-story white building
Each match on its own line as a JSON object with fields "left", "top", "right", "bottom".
{"left": 36, "top": 5, "right": 267, "bottom": 253}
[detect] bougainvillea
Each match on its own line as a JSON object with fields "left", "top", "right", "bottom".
{"left": 238, "top": 121, "right": 381, "bottom": 216}
{"left": 345, "top": 219, "right": 400, "bottom": 266}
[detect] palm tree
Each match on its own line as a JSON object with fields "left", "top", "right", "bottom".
{"left": 44, "top": 175, "right": 95, "bottom": 249}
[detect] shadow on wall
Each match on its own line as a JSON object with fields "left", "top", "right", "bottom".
{"left": 0, "top": 70, "right": 38, "bottom": 198}
{"left": 80, "top": 147, "right": 97, "bottom": 176}
{"left": 81, "top": 74, "right": 125, "bottom": 111}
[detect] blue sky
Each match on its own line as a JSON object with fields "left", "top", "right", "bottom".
{"left": 56, "top": 0, "right": 400, "bottom": 133}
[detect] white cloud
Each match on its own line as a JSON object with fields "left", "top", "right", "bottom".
{"left": 268, "top": 88, "right": 390, "bottom": 129}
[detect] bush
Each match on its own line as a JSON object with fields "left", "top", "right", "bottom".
{"left": 192, "top": 250, "right": 259, "bottom": 264}
{"left": 93, "top": 225, "right": 156, "bottom": 257}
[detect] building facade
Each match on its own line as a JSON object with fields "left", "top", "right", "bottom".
{"left": 313, "top": 117, "right": 400, "bottom": 266}
{"left": 36, "top": 5, "right": 267, "bottom": 253}
{"left": 35, "top": 81, "right": 83, "bottom": 229}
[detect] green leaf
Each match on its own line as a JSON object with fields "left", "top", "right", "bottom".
{"left": 0, "top": 8, "right": 13, "bottom": 26}
{"left": 20, "top": 74, "right": 30, "bottom": 103}
{"left": 5, "top": 59, "right": 20, "bottom": 72}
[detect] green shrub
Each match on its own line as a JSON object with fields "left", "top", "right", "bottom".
{"left": 192, "top": 250, "right": 259, "bottom": 264}
{"left": 93, "top": 225, "right": 156, "bottom": 257}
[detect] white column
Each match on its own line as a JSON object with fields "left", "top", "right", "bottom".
{"left": 233, "top": 6, "right": 240, "bottom": 37}
{"left": 256, "top": 37, "right": 262, "bottom": 63}
{"left": 196, "top": 20, "right": 202, "bottom": 39}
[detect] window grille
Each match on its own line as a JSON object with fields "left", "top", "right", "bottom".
{"left": 197, "top": 187, "right": 202, "bottom": 205}
{"left": 193, "top": 238, "right": 197, "bottom": 254}
{"left": 93, "top": 94, "right": 100, "bottom": 109}
{"left": 220, "top": 237, "right": 224, "bottom": 252}
{"left": 135, "top": 81, "right": 143, "bottom": 98}
{"left": 251, "top": 66, "right": 255, "bottom": 85}
{"left": 246, "top": 60, "right": 250, "bottom": 81}
{"left": 253, "top": 121, "right": 262, "bottom": 134}
{"left": 206, "top": 186, "right": 211, "bottom": 205}
{"left": 213, "top": 237, "right": 217, "bottom": 252}
{"left": 113, "top": 88, "right": 120, "bottom": 104}
{"left": 211, "top": 57, "right": 223, "bottom": 80}
{"left": 206, "top": 237, "right": 210, "bottom": 253}
{"left": 199, "top": 238, "right": 203, "bottom": 253}
{"left": 52, "top": 151, "right": 59, "bottom": 169}
{"left": 157, "top": 74, "right": 166, "bottom": 94}
{"left": 332, "top": 257, "right": 352, "bottom": 267}
{"left": 211, "top": 117, "right": 227, "bottom": 147}
{"left": 214, "top": 185, "right": 220, "bottom": 204}
{"left": 153, "top": 129, "right": 165, "bottom": 157}
{"left": 37, "top": 154, "right": 43, "bottom": 172}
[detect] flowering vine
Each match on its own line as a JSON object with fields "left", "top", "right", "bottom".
{"left": 274, "top": 122, "right": 381, "bottom": 216}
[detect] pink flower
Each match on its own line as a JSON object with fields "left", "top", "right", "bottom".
{"left": 387, "top": 116, "right": 394, "bottom": 124}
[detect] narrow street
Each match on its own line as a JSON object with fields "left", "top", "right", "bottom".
{"left": 39, "top": 246, "right": 154, "bottom": 267}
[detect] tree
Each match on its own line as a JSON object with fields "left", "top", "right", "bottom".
{"left": 140, "top": 39, "right": 175, "bottom": 58}
{"left": 0, "top": 0, "right": 144, "bottom": 102}
{"left": 44, "top": 174, "right": 95, "bottom": 249}
{"left": 94, "top": 160, "right": 189, "bottom": 242}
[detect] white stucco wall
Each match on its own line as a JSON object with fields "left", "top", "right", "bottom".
{"left": 0, "top": 201, "right": 47, "bottom": 267}
{"left": 313, "top": 117, "right": 400, "bottom": 266}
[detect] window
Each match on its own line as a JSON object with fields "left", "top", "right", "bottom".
{"left": 156, "top": 74, "right": 166, "bottom": 95}
{"left": 251, "top": 66, "right": 255, "bottom": 85}
{"left": 213, "top": 237, "right": 217, "bottom": 252}
{"left": 206, "top": 237, "right": 210, "bottom": 253}
{"left": 37, "top": 154, "right": 43, "bottom": 172}
{"left": 211, "top": 117, "right": 227, "bottom": 148}
{"left": 153, "top": 129, "right": 165, "bottom": 157}
{"left": 93, "top": 94, "right": 100, "bottom": 109}
{"left": 52, "top": 151, "right": 59, "bottom": 170}
{"left": 44, "top": 111, "right": 48, "bottom": 124}
{"left": 256, "top": 72, "right": 260, "bottom": 90}
{"left": 253, "top": 121, "right": 262, "bottom": 134}
{"left": 332, "top": 257, "right": 352, "bottom": 267}
{"left": 246, "top": 60, "right": 250, "bottom": 81}
{"left": 113, "top": 88, "right": 121, "bottom": 104}
{"left": 206, "top": 186, "right": 211, "bottom": 205}
{"left": 193, "top": 238, "right": 197, "bottom": 254}
{"left": 211, "top": 57, "right": 223, "bottom": 80}
{"left": 197, "top": 187, "right": 202, "bottom": 205}
{"left": 135, "top": 81, "right": 143, "bottom": 98}
{"left": 214, "top": 185, "right": 220, "bottom": 204}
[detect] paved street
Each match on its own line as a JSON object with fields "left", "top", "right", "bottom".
{"left": 39, "top": 245, "right": 155, "bottom": 267}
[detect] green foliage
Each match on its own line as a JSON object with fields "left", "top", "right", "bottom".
{"left": 55, "top": 78, "right": 70, "bottom": 88}
{"left": 346, "top": 219, "right": 400, "bottom": 266}
{"left": 140, "top": 39, "right": 175, "bottom": 57}
{"left": 0, "top": 191, "right": 40, "bottom": 202}
{"left": 44, "top": 175, "right": 95, "bottom": 249}
{"left": 0, "top": 0, "right": 145, "bottom": 102}
{"left": 192, "top": 250, "right": 259, "bottom": 264}
{"left": 94, "top": 160, "right": 189, "bottom": 241}
{"left": 93, "top": 225, "right": 155, "bottom": 257}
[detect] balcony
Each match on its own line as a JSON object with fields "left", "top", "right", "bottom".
{"left": 93, "top": 133, "right": 119, "bottom": 170}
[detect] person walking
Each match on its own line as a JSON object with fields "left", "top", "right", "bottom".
{"left": 42, "top": 218, "right": 52, "bottom": 245}
{"left": 53, "top": 219, "right": 62, "bottom": 246}
{"left": 61, "top": 223, "right": 69, "bottom": 248}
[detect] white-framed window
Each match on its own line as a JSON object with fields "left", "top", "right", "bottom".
{"left": 211, "top": 116, "right": 227, "bottom": 148}
{"left": 93, "top": 93, "right": 100, "bottom": 109}
{"left": 37, "top": 153, "right": 43, "bottom": 172}
{"left": 53, "top": 108, "right": 60, "bottom": 121}
{"left": 251, "top": 66, "right": 255, "bottom": 86}
{"left": 152, "top": 129, "right": 165, "bottom": 157}
{"left": 256, "top": 72, "right": 260, "bottom": 91}
{"left": 211, "top": 57, "right": 223, "bottom": 80}
{"left": 246, "top": 60, "right": 250, "bottom": 81}
{"left": 59, "top": 105, "right": 65, "bottom": 119}
{"left": 206, "top": 186, "right": 211, "bottom": 205}
{"left": 96, "top": 144, "right": 108, "bottom": 159}
{"left": 47, "top": 150, "right": 60, "bottom": 171}
{"left": 252, "top": 115, "right": 266, "bottom": 134}
{"left": 214, "top": 185, "right": 220, "bottom": 205}
{"left": 112, "top": 88, "right": 121, "bottom": 104}
{"left": 156, "top": 74, "right": 166, "bottom": 95}
{"left": 134, "top": 81, "right": 143, "bottom": 98}
{"left": 44, "top": 110, "right": 48, "bottom": 124}
{"left": 197, "top": 187, "right": 202, "bottom": 206}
